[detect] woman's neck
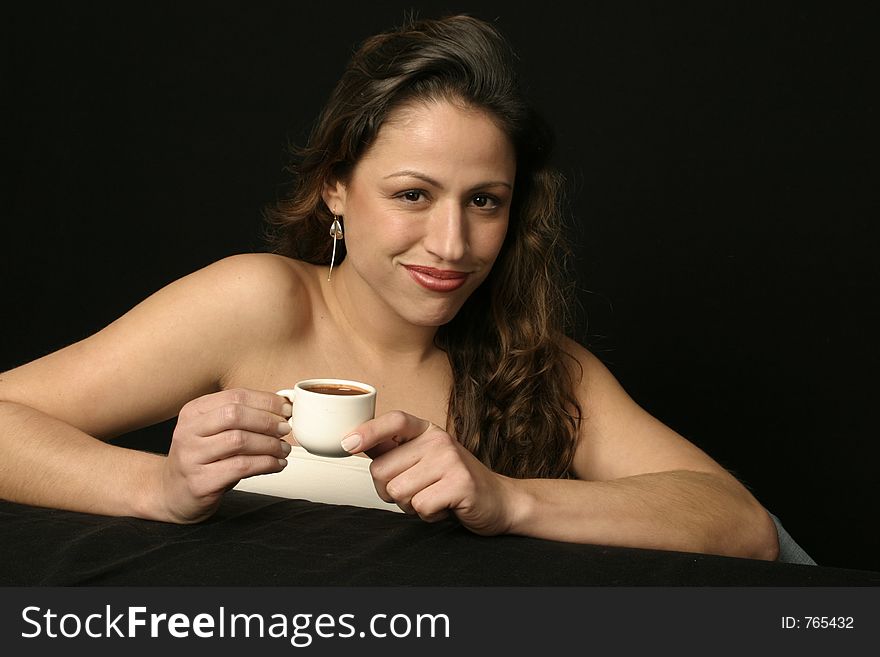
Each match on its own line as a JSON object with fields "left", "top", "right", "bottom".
{"left": 323, "top": 260, "right": 441, "bottom": 369}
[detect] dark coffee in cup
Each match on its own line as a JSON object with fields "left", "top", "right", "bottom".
{"left": 302, "top": 383, "right": 369, "bottom": 396}
{"left": 277, "top": 379, "right": 376, "bottom": 457}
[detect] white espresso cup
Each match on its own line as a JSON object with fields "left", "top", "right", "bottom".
{"left": 276, "top": 379, "right": 376, "bottom": 458}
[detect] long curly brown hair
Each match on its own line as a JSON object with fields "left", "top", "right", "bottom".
{"left": 264, "top": 14, "right": 582, "bottom": 478}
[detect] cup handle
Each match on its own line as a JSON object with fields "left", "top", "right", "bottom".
{"left": 275, "top": 389, "right": 296, "bottom": 402}
{"left": 275, "top": 389, "right": 296, "bottom": 418}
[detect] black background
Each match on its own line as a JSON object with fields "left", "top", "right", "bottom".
{"left": 3, "top": 2, "right": 878, "bottom": 572}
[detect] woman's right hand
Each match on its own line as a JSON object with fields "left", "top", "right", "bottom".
{"left": 159, "top": 388, "right": 292, "bottom": 523}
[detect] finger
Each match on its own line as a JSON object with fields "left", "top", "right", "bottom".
{"left": 364, "top": 441, "right": 397, "bottom": 459}
{"left": 191, "top": 388, "right": 293, "bottom": 419}
{"left": 371, "top": 449, "right": 443, "bottom": 513}
{"left": 411, "top": 482, "right": 454, "bottom": 523}
{"left": 196, "top": 402, "right": 291, "bottom": 438}
{"left": 196, "top": 454, "right": 289, "bottom": 495}
{"left": 420, "top": 509, "right": 451, "bottom": 523}
{"left": 410, "top": 491, "right": 451, "bottom": 522}
{"left": 368, "top": 440, "right": 427, "bottom": 485}
{"left": 341, "top": 410, "right": 433, "bottom": 455}
{"left": 197, "top": 430, "right": 293, "bottom": 463}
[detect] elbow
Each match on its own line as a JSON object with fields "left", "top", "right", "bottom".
{"left": 698, "top": 474, "right": 780, "bottom": 561}
{"left": 751, "top": 505, "right": 781, "bottom": 561}
{"left": 717, "top": 501, "right": 779, "bottom": 561}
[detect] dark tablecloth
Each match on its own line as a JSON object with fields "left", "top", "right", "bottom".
{"left": 1, "top": 491, "right": 877, "bottom": 586}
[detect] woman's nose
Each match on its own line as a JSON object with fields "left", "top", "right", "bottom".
{"left": 423, "top": 201, "right": 468, "bottom": 262}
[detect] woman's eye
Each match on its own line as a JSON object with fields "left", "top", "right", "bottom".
{"left": 400, "top": 190, "right": 424, "bottom": 203}
{"left": 472, "top": 194, "right": 498, "bottom": 209}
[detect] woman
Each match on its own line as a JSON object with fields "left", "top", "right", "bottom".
{"left": 0, "top": 15, "right": 779, "bottom": 559}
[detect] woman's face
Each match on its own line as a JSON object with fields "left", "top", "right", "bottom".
{"left": 324, "top": 100, "right": 516, "bottom": 327}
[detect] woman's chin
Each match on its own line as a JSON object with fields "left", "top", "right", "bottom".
{"left": 400, "top": 302, "right": 464, "bottom": 328}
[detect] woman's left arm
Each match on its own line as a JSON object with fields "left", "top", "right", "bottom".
{"left": 342, "top": 343, "right": 779, "bottom": 561}
{"left": 503, "top": 467, "right": 779, "bottom": 560}
{"left": 533, "top": 341, "right": 780, "bottom": 560}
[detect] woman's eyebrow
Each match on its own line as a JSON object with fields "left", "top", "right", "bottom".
{"left": 384, "top": 169, "right": 512, "bottom": 191}
{"left": 384, "top": 170, "right": 444, "bottom": 188}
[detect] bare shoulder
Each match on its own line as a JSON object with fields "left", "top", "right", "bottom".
{"left": 185, "top": 253, "right": 312, "bottom": 336}
{"left": 191, "top": 253, "right": 307, "bottom": 304}
{"left": 560, "top": 337, "right": 731, "bottom": 482}
{"left": 559, "top": 337, "right": 626, "bottom": 410}
{"left": 559, "top": 337, "right": 640, "bottom": 429}
{"left": 0, "top": 253, "right": 314, "bottom": 438}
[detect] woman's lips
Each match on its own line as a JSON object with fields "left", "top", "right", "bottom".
{"left": 403, "top": 265, "right": 470, "bottom": 292}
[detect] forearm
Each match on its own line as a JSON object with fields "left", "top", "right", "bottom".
{"left": 0, "top": 401, "right": 166, "bottom": 520}
{"left": 503, "top": 469, "right": 780, "bottom": 560}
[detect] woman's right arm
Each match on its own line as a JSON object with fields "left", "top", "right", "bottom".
{"left": 0, "top": 254, "right": 296, "bottom": 522}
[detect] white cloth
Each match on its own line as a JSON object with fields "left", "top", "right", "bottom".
{"left": 233, "top": 445, "right": 403, "bottom": 514}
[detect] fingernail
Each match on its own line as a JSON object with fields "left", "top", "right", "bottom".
{"left": 280, "top": 441, "right": 292, "bottom": 455}
{"left": 277, "top": 421, "right": 291, "bottom": 436}
{"left": 277, "top": 458, "right": 288, "bottom": 467}
{"left": 281, "top": 403, "right": 293, "bottom": 418}
{"left": 340, "top": 433, "right": 362, "bottom": 453}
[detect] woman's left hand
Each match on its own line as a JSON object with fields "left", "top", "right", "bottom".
{"left": 341, "top": 411, "right": 518, "bottom": 536}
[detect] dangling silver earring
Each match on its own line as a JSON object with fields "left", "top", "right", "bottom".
{"left": 327, "top": 215, "right": 344, "bottom": 282}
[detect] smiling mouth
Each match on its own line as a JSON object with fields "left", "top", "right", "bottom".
{"left": 403, "top": 265, "right": 470, "bottom": 292}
